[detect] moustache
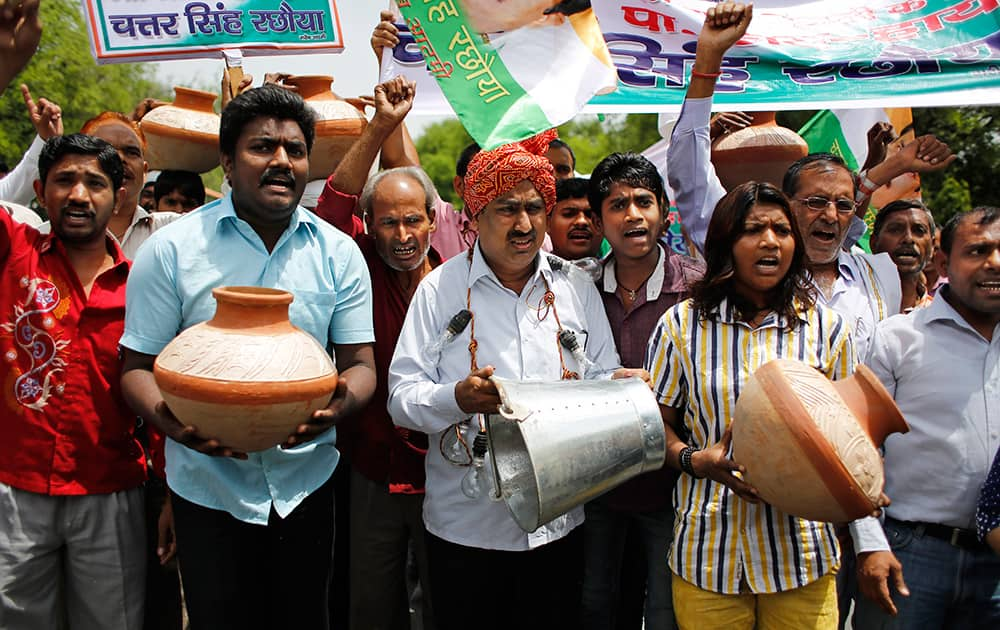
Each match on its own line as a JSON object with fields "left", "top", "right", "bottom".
{"left": 259, "top": 168, "right": 296, "bottom": 188}
{"left": 507, "top": 229, "right": 537, "bottom": 240}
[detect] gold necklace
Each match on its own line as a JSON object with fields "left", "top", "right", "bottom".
{"left": 618, "top": 284, "right": 640, "bottom": 302}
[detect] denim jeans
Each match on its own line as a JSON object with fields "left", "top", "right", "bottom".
{"left": 581, "top": 501, "right": 676, "bottom": 630}
{"left": 853, "top": 518, "right": 1000, "bottom": 630}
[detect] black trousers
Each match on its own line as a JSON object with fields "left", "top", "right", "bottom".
{"left": 426, "top": 528, "right": 583, "bottom": 630}
{"left": 171, "top": 474, "right": 337, "bottom": 630}
{"left": 144, "top": 477, "right": 182, "bottom": 630}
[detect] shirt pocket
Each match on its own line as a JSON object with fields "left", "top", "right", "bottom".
{"left": 287, "top": 289, "right": 338, "bottom": 349}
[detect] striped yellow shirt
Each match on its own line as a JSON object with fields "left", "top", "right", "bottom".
{"left": 645, "top": 297, "right": 855, "bottom": 594}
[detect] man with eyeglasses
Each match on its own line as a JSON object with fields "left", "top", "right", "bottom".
{"left": 666, "top": 2, "right": 954, "bottom": 362}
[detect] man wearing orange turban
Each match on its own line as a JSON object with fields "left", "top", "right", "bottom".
{"left": 462, "top": 130, "right": 558, "bottom": 219}
{"left": 387, "top": 130, "right": 645, "bottom": 630}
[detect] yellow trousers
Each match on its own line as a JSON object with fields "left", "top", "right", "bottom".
{"left": 672, "top": 572, "right": 838, "bottom": 630}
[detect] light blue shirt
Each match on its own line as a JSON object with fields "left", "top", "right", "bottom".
{"left": 121, "top": 194, "right": 374, "bottom": 524}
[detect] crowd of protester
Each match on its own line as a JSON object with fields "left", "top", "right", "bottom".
{"left": 1, "top": 1, "right": 998, "bottom": 629}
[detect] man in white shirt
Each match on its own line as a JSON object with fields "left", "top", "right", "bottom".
{"left": 851, "top": 206, "right": 1000, "bottom": 629}
{"left": 388, "top": 130, "right": 641, "bottom": 630}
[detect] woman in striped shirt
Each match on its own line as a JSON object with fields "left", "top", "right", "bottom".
{"left": 646, "top": 181, "right": 855, "bottom": 629}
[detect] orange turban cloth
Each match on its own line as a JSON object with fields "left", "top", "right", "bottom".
{"left": 462, "top": 129, "right": 558, "bottom": 218}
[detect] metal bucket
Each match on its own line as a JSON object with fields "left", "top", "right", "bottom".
{"left": 486, "top": 376, "right": 666, "bottom": 532}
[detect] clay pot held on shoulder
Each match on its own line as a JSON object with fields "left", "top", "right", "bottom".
{"left": 140, "top": 87, "right": 221, "bottom": 174}
{"left": 732, "top": 358, "right": 908, "bottom": 523}
{"left": 153, "top": 287, "right": 339, "bottom": 453}
{"left": 711, "top": 112, "right": 809, "bottom": 191}
{"left": 282, "top": 75, "right": 367, "bottom": 180}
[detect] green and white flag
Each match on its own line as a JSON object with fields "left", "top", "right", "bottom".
{"left": 395, "top": 1, "right": 617, "bottom": 149}
{"left": 799, "top": 109, "right": 892, "bottom": 170}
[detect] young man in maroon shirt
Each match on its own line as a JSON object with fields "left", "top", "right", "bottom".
{"left": 582, "top": 152, "right": 703, "bottom": 630}
{"left": 0, "top": 134, "right": 146, "bottom": 629}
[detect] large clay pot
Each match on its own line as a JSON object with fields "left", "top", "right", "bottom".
{"left": 282, "top": 75, "right": 367, "bottom": 180}
{"left": 140, "top": 87, "right": 221, "bottom": 174}
{"left": 153, "top": 286, "right": 339, "bottom": 452}
{"left": 732, "top": 359, "right": 908, "bottom": 523}
{"left": 711, "top": 112, "right": 809, "bottom": 191}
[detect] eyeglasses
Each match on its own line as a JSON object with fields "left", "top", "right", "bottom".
{"left": 795, "top": 196, "right": 857, "bottom": 214}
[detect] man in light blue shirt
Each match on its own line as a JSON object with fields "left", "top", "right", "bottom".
{"left": 120, "top": 85, "right": 376, "bottom": 629}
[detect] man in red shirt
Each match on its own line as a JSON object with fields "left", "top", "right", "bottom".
{"left": 0, "top": 134, "right": 146, "bottom": 629}
{"left": 314, "top": 77, "right": 441, "bottom": 630}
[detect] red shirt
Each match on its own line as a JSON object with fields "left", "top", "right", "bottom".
{"left": 0, "top": 210, "right": 145, "bottom": 495}
{"left": 314, "top": 183, "right": 438, "bottom": 494}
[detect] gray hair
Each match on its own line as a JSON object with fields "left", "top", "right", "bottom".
{"left": 359, "top": 166, "right": 439, "bottom": 219}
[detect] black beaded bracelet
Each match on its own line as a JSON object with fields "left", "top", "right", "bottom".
{"left": 679, "top": 446, "right": 701, "bottom": 478}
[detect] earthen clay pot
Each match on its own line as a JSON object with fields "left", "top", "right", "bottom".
{"left": 282, "top": 75, "right": 367, "bottom": 180}
{"left": 153, "top": 286, "right": 338, "bottom": 452}
{"left": 732, "top": 359, "right": 908, "bottom": 523}
{"left": 711, "top": 112, "right": 809, "bottom": 191}
{"left": 140, "top": 87, "right": 221, "bottom": 173}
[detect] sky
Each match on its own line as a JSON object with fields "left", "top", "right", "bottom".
{"left": 151, "top": 2, "right": 447, "bottom": 138}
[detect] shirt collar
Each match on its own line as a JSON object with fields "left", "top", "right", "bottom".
{"left": 837, "top": 249, "right": 857, "bottom": 281}
{"left": 213, "top": 193, "right": 316, "bottom": 239}
{"left": 924, "top": 285, "right": 997, "bottom": 339}
{"left": 38, "top": 228, "right": 130, "bottom": 275}
{"left": 714, "top": 296, "right": 810, "bottom": 327}
{"left": 602, "top": 244, "right": 676, "bottom": 301}
{"left": 467, "top": 239, "right": 551, "bottom": 290}
{"left": 130, "top": 204, "right": 153, "bottom": 228}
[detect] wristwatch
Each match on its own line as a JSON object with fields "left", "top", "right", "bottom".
{"left": 679, "top": 446, "right": 701, "bottom": 478}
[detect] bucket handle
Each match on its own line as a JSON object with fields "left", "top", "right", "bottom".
{"left": 492, "top": 377, "right": 532, "bottom": 421}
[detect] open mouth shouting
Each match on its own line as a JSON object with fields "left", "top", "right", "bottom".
{"left": 810, "top": 226, "right": 839, "bottom": 245}
{"left": 623, "top": 225, "right": 648, "bottom": 241}
{"left": 891, "top": 246, "right": 922, "bottom": 269}
{"left": 508, "top": 230, "right": 537, "bottom": 252}
{"left": 754, "top": 254, "right": 782, "bottom": 274}
{"left": 567, "top": 227, "right": 593, "bottom": 244}
{"left": 61, "top": 204, "right": 95, "bottom": 227}
{"left": 260, "top": 169, "right": 296, "bottom": 195}
{"left": 392, "top": 243, "right": 419, "bottom": 259}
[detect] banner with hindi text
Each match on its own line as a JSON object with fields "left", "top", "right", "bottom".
{"left": 383, "top": 0, "right": 1000, "bottom": 115}
{"left": 591, "top": 0, "right": 1000, "bottom": 111}
{"left": 81, "top": 0, "right": 344, "bottom": 64}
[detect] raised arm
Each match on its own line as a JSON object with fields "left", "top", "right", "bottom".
{"left": 0, "top": 86, "right": 62, "bottom": 205}
{"left": 666, "top": 2, "right": 752, "bottom": 254}
{"left": 312, "top": 77, "right": 415, "bottom": 235}
{"left": 860, "top": 133, "right": 955, "bottom": 207}
{"left": 370, "top": 10, "right": 420, "bottom": 168}
{"left": 331, "top": 76, "right": 414, "bottom": 196}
